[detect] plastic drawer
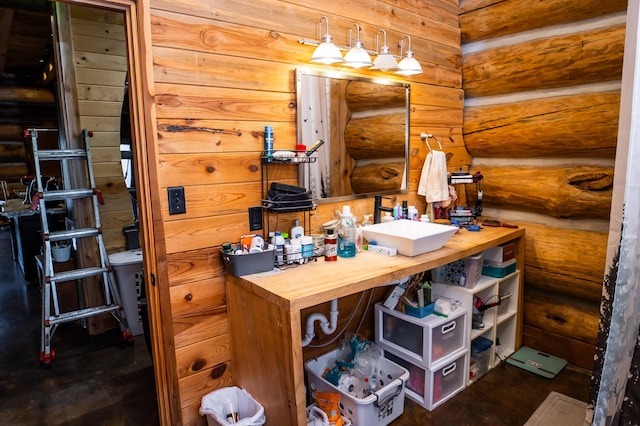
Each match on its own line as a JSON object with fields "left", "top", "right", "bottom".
{"left": 375, "top": 303, "right": 467, "bottom": 367}
{"left": 383, "top": 348, "right": 467, "bottom": 411}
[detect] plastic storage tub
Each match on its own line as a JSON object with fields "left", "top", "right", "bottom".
{"left": 305, "top": 347, "right": 409, "bottom": 426}
{"left": 375, "top": 303, "right": 467, "bottom": 368}
{"left": 383, "top": 348, "right": 467, "bottom": 410}
{"left": 432, "top": 253, "right": 484, "bottom": 289}
{"left": 220, "top": 247, "right": 275, "bottom": 276}
{"left": 470, "top": 336, "right": 493, "bottom": 382}
{"left": 109, "top": 248, "right": 144, "bottom": 336}
{"left": 482, "top": 258, "right": 517, "bottom": 278}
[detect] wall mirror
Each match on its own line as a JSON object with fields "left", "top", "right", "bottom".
{"left": 296, "top": 68, "right": 410, "bottom": 202}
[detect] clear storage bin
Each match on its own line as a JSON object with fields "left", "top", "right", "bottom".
{"left": 375, "top": 303, "right": 467, "bottom": 367}
{"left": 383, "top": 348, "right": 467, "bottom": 410}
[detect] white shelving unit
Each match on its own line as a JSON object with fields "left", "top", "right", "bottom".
{"left": 432, "top": 270, "right": 520, "bottom": 385}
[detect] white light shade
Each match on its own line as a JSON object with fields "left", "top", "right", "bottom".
{"left": 310, "top": 40, "right": 344, "bottom": 64}
{"left": 370, "top": 53, "right": 399, "bottom": 71}
{"left": 344, "top": 42, "right": 373, "bottom": 68}
{"left": 395, "top": 53, "right": 422, "bottom": 76}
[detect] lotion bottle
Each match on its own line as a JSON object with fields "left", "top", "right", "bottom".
{"left": 290, "top": 219, "right": 304, "bottom": 240}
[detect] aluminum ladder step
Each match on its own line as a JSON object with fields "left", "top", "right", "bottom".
{"left": 48, "top": 304, "right": 121, "bottom": 326}
{"left": 49, "top": 266, "right": 107, "bottom": 283}
{"left": 41, "top": 188, "right": 95, "bottom": 201}
{"left": 48, "top": 227, "right": 99, "bottom": 242}
{"left": 36, "top": 149, "right": 87, "bottom": 160}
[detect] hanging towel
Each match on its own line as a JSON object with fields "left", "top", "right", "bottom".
{"left": 417, "top": 150, "right": 448, "bottom": 203}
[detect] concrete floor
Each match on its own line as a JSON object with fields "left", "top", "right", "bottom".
{"left": 0, "top": 225, "right": 592, "bottom": 425}
{"left": 0, "top": 226, "right": 159, "bottom": 425}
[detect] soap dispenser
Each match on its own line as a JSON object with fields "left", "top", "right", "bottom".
{"left": 337, "top": 206, "right": 356, "bottom": 258}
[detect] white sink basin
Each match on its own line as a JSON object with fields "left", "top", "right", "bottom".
{"left": 362, "top": 219, "right": 458, "bottom": 256}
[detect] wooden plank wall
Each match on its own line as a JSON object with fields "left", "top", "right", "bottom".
{"left": 70, "top": 4, "right": 133, "bottom": 253}
{"left": 146, "top": 0, "right": 465, "bottom": 423}
{"left": 459, "top": 0, "right": 628, "bottom": 369}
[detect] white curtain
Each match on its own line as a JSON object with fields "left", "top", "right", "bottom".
{"left": 299, "top": 76, "right": 331, "bottom": 199}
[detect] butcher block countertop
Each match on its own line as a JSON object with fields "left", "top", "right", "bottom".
{"left": 230, "top": 226, "right": 525, "bottom": 312}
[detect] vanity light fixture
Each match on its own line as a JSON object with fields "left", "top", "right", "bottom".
{"left": 395, "top": 35, "right": 423, "bottom": 76}
{"left": 343, "top": 24, "right": 373, "bottom": 68}
{"left": 370, "top": 30, "right": 400, "bottom": 72}
{"left": 309, "top": 16, "right": 344, "bottom": 65}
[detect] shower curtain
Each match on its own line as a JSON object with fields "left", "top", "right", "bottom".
{"left": 588, "top": 2, "right": 640, "bottom": 424}
{"left": 299, "top": 76, "right": 331, "bottom": 199}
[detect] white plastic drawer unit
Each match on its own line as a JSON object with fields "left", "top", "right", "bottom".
{"left": 383, "top": 348, "right": 467, "bottom": 411}
{"left": 375, "top": 303, "right": 467, "bottom": 367}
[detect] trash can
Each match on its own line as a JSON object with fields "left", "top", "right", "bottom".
{"left": 109, "top": 248, "right": 144, "bottom": 336}
{"left": 199, "top": 386, "right": 265, "bottom": 426}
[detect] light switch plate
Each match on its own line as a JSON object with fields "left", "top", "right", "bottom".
{"left": 168, "top": 186, "right": 186, "bottom": 215}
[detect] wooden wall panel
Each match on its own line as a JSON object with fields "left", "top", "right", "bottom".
{"left": 146, "top": 0, "right": 465, "bottom": 422}
{"left": 70, "top": 4, "right": 132, "bottom": 254}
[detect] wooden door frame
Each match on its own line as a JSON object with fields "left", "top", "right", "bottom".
{"left": 53, "top": 1, "right": 177, "bottom": 424}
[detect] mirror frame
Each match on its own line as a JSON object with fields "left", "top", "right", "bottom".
{"left": 295, "top": 67, "right": 410, "bottom": 203}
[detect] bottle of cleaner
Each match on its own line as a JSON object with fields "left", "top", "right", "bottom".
{"left": 337, "top": 206, "right": 356, "bottom": 258}
{"left": 290, "top": 219, "right": 304, "bottom": 240}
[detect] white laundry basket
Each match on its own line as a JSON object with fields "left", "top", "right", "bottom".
{"left": 200, "top": 386, "right": 265, "bottom": 426}
{"left": 108, "top": 248, "right": 144, "bottom": 336}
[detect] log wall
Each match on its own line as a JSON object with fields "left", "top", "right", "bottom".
{"left": 460, "top": 0, "right": 628, "bottom": 369}
{"left": 145, "top": 0, "right": 465, "bottom": 423}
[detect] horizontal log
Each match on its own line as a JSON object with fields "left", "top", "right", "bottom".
{"left": 460, "top": 0, "right": 628, "bottom": 43}
{"left": 523, "top": 289, "right": 599, "bottom": 345}
{"left": 471, "top": 165, "right": 613, "bottom": 219}
{"left": 0, "top": 163, "right": 28, "bottom": 179}
{"left": 0, "top": 124, "right": 22, "bottom": 140}
{"left": 463, "top": 24, "right": 625, "bottom": 97}
{"left": 350, "top": 162, "right": 405, "bottom": 193}
{"left": 344, "top": 114, "right": 405, "bottom": 159}
{"left": 522, "top": 222, "right": 607, "bottom": 285}
{"left": 0, "top": 86, "right": 55, "bottom": 104}
{"left": 523, "top": 324, "right": 595, "bottom": 370}
{"left": 464, "top": 92, "right": 620, "bottom": 158}
{"left": 344, "top": 81, "right": 406, "bottom": 112}
{"left": 0, "top": 141, "right": 26, "bottom": 162}
{"left": 525, "top": 265, "right": 603, "bottom": 303}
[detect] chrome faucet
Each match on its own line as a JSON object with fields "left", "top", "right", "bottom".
{"left": 374, "top": 195, "right": 394, "bottom": 224}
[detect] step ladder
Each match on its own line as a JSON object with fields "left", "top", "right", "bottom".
{"left": 25, "top": 128, "right": 133, "bottom": 366}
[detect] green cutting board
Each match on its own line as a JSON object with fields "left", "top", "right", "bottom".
{"left": 507, "top": 346, "right": 567, "bottom": 378}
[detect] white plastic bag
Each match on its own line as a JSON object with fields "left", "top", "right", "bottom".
{"left": 199, "top": 386, "right": 265, "bottom": 426}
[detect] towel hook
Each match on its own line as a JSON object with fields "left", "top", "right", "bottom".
{"left": 420, "top": 133, "right": 442, "bottom": 151}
